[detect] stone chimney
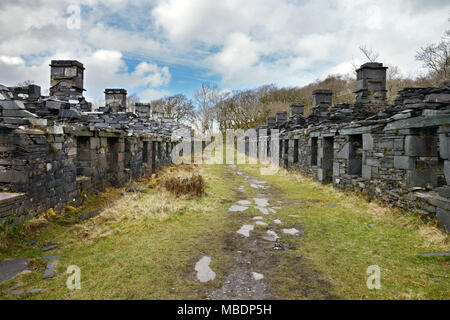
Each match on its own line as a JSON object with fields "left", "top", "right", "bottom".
{"left": 267, "top": 117, "right": 276, "bottom": 127}
{"left": 289, "top": 103, "right": 304, "bottom": 118}
{"left": 49, "top": 60, "right": 85, "bottom": 101}
{"left": 135, "top": 102, "right": 151, "bottom": 119}
{"left": 354, "top": 62, "right": 387, "bottom": 104}
{"left": 105, "top": 89, "right": 127, "bottom": 113}
{"left": 312, "top": 89, "right": 332, "bottom": 109}
{"left": 276, "top": 111, "right": 287, "bottom": 124}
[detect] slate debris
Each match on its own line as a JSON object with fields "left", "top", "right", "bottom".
{"left": 41, "top": 245, "right": 59, "bottom": 252}
{"left": 43, "top": 261, "right": 58, "bottom": 279}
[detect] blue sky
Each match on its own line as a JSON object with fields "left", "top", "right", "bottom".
{"left": 0, "top": 0, "right": 449, "bottom": 103}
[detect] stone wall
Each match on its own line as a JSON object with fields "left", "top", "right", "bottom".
{"left": 0, "top": 60, "right": 189, "bottom": 224}
{"left": 253, "top": 62, "right": 450, "bottom": 233}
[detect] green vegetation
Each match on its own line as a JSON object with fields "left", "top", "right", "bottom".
{"left": 0, "top": 163, "right": 448, "bottom": 299}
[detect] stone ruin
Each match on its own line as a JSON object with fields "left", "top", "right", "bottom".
{"left": 252, "top": 62, "right": 450, "bottom": 233}
{"left": 0, "top": 60, "right": 191, "bottom": 224}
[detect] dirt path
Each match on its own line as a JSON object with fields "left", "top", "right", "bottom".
{"left": 198, "top": 165, "right": 334, "bottom": 300}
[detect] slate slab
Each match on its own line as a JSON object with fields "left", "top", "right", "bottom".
{"left": 41, "top": 245, "right": 59, "bottom": 252}
{"left": 418, "top": 252, "right": 450, "bottom": 257}
{"left": 0, "top": 259, "right": 31, "bottom": 284}
{"left": 43, "top": 261, "right": 58, "bottom": 279}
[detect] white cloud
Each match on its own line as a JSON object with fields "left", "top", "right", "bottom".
{"left": 0, "top": 0, "right": 448, "bottom": 99}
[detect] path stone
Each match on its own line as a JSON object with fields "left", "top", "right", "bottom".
{"left": 252, "top": 272, "right": 264, "bottom": 281}
{"left": 237, "top": 200, "right": 252, "bottom": 206}
{"left": 327, "top": 203, "right": 338, "bottom": 207}
{"left": 195, "top": 256, "right": 216, "bottom": 283}
{"left": 43, "top": 261, "right": 57, "bottom": 279}
{"left": 273, "top": 219, "right": 282, "bottom": 225}
{"left": 419, "top": 252, "right": 450, "bottom": 257}
{"left": 29, "top": 288, "right": 43, "bottom": 294}
{"left": 0, "top": 259, "right": 31, "bottom": 284}
{"left": 283, "top": 228, "right": 300, "bottom": 236}
{"left": 228, "top": 205, "right": 248, "bottom": 212}
{"left": 268, "top": 208, "right": 277, "bottom": 213}
{"left": 250, "top": 184, "right": 270, "bottom": 190}
{"left": 252, "top": 180, "right": 267, "bottom": 184}
{"left": 256, "top": 207, "right": 269, "bottom": 215}
{"left": 254, "top": 198, "right": 269, "bottom": 207}
{"left": 263, "top": 230, "right": 279, "bottom": 242}
{"left": 237, "top": 225, "right": 254, "bottom": 237}
{"left": 255, "top": 221, "right": 268, "bottom": 227}
{"left": 10, "top": 289, "right": 25, "bottom": 295}
{"left": 42, "top": 255, "right": 64, "bottom": 261}
{"left": 41, "top": 245, "right": 59, "bottom": 252}
{"left": 253, "top": 216, "right": 263, "bottom": 220}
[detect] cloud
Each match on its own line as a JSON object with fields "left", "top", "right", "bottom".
{"left": 0, "top": 0, "right": 448, "bottom": 100}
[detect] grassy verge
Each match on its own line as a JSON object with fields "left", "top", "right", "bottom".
{"left": 0, "top": 164, "right": 243, "bottom": 299}
{"left": 238, "top": 164, "right": 450, "bottom": 300}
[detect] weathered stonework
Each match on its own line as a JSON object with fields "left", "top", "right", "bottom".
{"left": 253, "top": 62, "right": 450, "bottom": 233}
{"left": 0, "top": 60, "right": 190, "bottom": 224}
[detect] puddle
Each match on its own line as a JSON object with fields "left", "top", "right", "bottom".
{"left": 254, "top": 198, "right": 269, "bottom": 207}
{"left": 252, "top": 272, "right": 264, "bottom": 281}
{"left": 256, "top": 207, "right": 270, "bottom": 215}
{"left": 250, "top": 184, "right": 270, "bottom": 190}
{"left": 252, "top": 180, "right": 267, "bottom": 184}
{"left": 228, "top": 205, "right": 249, "bottom": 212}
{"left": 237, "top": 225, "right": 254, "bottom": 237}
{"left": 237, "top": 200, "right": 252, "bottom": 206}
{"left": 195, "top": 256, "right": 216, "bottom": 283}
{"left": 283, "top": 228, "right": 300, "bottom": 236}
{"left": 255, "top": 221, "right": 269, "bottom": 227}
{"left": 263, "top": 230, "right": 280, "bottom": 242}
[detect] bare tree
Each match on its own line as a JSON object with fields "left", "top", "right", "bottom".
{"left": 359, "top": 45, "right": 380, "bottom": 62}
{"left": 127, "top": 93, "right": 140, "bottom": 112}
{"left": 151, "top": 94, "right": 195, "bottom": 123}
{"left": 16, "top": 80, "right": 35, "bottom": 87}
{"left": 194, "top": 83, "right": 219, "bottom": 135}
{"left": 415, "top": 29, "right": 450, "bottom": 84}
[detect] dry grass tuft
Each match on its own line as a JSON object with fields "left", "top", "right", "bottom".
{"left": 163, "top": 174, "right": 206, "bottom": 197}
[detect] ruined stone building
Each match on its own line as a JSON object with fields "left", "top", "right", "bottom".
{"left": 0, "top": 60, "right": 190, "bottom": 224}
{"left": 254, "top": 62, "right": 450, "bottom": 233}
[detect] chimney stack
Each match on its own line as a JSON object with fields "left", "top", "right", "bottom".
{"left": 105, "top": 88, "right": 127, "bottom": 113}
{"left": 354, "top": 62, "right": 387, "bottom": 104}
{"left": 289, "top": 103, "right": 304, "bottom": 118}
{"left": 49, "top": 60, "right": 85, "bottom": 101}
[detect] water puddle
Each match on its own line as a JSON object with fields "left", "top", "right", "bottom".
{"left": 273, "top": 219, "right": 282, "bottom": 225}
{"left": 195, "top": 256, "right": 216, "bottom": 283}
{"left": 254, "top": 198, "right": 269, "bottom": 207}
{"left": 263, "top": 230, "right": 280, "bottom": 242}
{"left": 237, "top": 225, "right": 254, "bottom": 237}
{"left": 283, "top": 228, "right": 300, "bottom": 236}
{"left": 256, "top": 207, "right": 270, "bottom": 215}
{"left": 252, "top": 272, "right": 264, "bottom": 281}
{"left": 228, "top": 205, "right": 249, "bottom": 212}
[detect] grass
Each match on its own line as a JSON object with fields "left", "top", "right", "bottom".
{"left": 237, "top": 164, "right": 450, "bottom": 300}
{"left": 0, "top": 164, "right": 244, "bottom": 299}
{"left": 0, "top": 161, "right": 449, "bottom": 300}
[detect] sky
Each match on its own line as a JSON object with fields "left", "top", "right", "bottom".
{"left": 0, "top": 0, "right": 449, "bottom": 103}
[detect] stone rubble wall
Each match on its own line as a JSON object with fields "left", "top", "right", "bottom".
{"left": 0, "top": 60, "right": 188, "bottom": 225}
{"left": 250, "top": 66, "right": 450, "bottom": 233}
